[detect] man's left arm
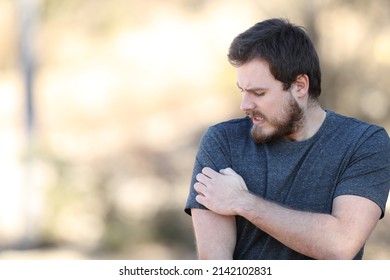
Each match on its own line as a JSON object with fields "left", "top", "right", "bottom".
{"left": 195, "top": 167, "right": 383, "bottom": 260}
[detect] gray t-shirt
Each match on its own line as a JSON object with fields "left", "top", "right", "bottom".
{"left": 185, "top": 111, "right": 390, "bottom": 259}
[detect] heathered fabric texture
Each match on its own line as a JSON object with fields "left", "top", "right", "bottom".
{"left": 185, "top": 111, "right": 390, "bottom": 259}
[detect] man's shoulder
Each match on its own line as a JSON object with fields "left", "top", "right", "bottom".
{"left": 328, "top": 111, "right": 387, "bottom": 135}
{"left": 211, "top": 116, "right": 251, "bottom": 127}
{"left": 326, "top": 111, "right": 390, "bottom": 146}
{"left": 198, "top": 116, "right": 252, "bottom": 146}
{"left": 207, "top": 116, "right": 251, "bottom": 134}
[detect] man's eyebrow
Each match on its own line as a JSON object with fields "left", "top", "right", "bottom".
{"left": 236, "top": 82, "right": 268, "bottom": 92}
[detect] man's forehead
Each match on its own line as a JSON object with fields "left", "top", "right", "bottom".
{"left": 236, "top": 59, "right": 276, "bottom": 89}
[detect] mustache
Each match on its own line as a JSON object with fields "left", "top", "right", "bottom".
{"left": 245, "top": 110, "right": 267, "bottom": 120}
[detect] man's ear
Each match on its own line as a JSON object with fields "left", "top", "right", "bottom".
{"left": 293, "top": 74, "right": 309, "bottom": 98}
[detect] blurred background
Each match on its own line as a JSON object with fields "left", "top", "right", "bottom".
{"left": 0, "top": 0, "right": 389, "bottom": 260}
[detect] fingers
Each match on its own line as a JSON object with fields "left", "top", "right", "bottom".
{"left": 201, "top": 167, "right": 219, "bottom": 177}
{"left": 195, "top": 194, "right": 206, "bottom": 205}
{"left": 195, "top": 166, "right": 238, "bottom": 193}
{"left": 219, "top": 167, "right": 237, "bottom": 176}
{"left": 196, "top": 172, "right": 209, "bottom": 184}
{"left": 196, "top": 167, "right": 222, "bottom": 184}
{"left": 201, "top": 166, "right": 237, "bottom": 177}
{"left": 194, "top": 182, "right": 206, "bottom": 195}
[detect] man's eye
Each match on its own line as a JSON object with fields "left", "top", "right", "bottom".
{"left": 255, "top": 92, "right": 265, "bottom": 96}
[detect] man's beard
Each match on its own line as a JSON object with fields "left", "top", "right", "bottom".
{"left": 249, "top": 97, "right": 304, "bottom": 144}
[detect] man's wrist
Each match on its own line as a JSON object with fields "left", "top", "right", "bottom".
{"left": 233, "top": 190, "right": 258, "bottom": 216}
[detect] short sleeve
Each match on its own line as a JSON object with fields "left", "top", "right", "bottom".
{"left": 334, "top": 127, "right": 390, "bottom": 218}
{"left": 184, "top": 125, "right": 232, "bottom": 215}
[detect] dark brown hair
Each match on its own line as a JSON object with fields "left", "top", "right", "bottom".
{"left": 228, "top": 18, "right": 321, "bottom": 98}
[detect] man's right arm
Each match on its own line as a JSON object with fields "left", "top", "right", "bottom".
{"left": 191, "top": 208, "right": 236, "bottom": 259}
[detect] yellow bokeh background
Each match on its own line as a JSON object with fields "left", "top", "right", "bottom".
{"left": 0, "top": 0, "right": 389, "bottom": 259}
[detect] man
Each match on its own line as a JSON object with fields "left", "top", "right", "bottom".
{"left": 184, "top": 18, "right": 390, "bottom": 260}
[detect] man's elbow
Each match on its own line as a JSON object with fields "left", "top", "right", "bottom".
{"left": 320, "top": 241, "right": 362, "bottom": 260}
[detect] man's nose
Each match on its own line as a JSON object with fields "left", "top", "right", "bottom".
{"left": 240, "top": 92, "right": 255, "bottom": 111}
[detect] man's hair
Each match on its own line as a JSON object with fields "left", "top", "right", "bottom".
{"left": 228, "top": 18, "right": 321, "bottom": 98}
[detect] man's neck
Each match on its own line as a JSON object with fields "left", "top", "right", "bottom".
{"left": 288, "top": 105, "right": 326, "bottom": 141}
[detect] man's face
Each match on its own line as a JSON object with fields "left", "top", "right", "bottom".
{"left": 236, "top": 59, "right": 304, "bottom": 143}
